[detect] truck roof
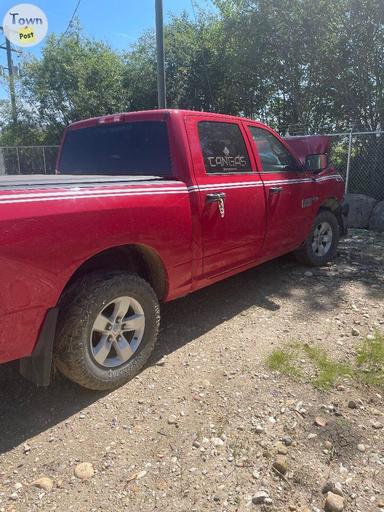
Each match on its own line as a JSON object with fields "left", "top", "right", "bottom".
{"left": 67, "top": 109, "right": 260, "bottom": 130}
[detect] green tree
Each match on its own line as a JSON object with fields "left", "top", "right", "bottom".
{"left": 2, "top": 0, "right": 384, "bottom": 146}
{"left": 19, "top": 26, "right": 128, "bottom": 141}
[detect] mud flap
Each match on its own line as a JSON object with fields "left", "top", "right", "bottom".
{"left": 19, "top": 308, "right": 59, "bottom": 386}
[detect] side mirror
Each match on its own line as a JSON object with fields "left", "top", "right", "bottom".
{"left": 305, "top": 153, "right": 328, "bottom": 172}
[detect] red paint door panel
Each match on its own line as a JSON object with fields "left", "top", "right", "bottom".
{"left": 244, "top": 123, "right": 314, "bottom": 258}
{"left": 185, "top": 116, "right": 267, "bottom": 277}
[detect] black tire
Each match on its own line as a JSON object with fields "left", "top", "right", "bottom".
{"left": 294, "top": 210, "right": 340, "bottom": 266}
{"left": 54, "top": 272, "right": 160, "bottom": 390}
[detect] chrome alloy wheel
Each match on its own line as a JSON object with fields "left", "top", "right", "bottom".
{"left": 90, "top": 296, "right": 145, "bottom": 368}
{"left": 312, "top": 221, "right": 333, "bottom": 257}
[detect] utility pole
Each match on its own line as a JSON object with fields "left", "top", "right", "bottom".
{"left": 155, "top": 0, "right": 166, "bottom": 109}
{"left": 5, "top": 36, "right": 17, "bottom": 123}
{"left": 0, "top": 27, "right": 18, "bottom": 123}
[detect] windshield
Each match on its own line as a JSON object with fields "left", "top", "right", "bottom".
{"left": 58, "top": 121, "right": 172, "bottom": 176}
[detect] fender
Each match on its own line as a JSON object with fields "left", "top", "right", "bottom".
{"left": 319, "top": 199, "right": 348, "bottom": 237}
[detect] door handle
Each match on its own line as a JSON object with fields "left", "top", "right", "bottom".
{"left": 206, "top": 192, "right": 226, "bottom": 218}
{"left": 206, "top": 192, "right": 226, "bottom": 203}
{"left": 269, "top": 186, "right": 283, "bottom": 194}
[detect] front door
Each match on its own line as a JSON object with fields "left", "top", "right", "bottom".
{"left": 245, "top": 124, "right": 315, "bottom": 259}
{"left": 185, "top": 116, "right": 267, "bottom": 277}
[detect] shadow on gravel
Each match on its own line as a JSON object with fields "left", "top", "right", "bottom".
{"left": 0, "top": 229, "right": 382, "bottom": 454}
{"left": 0, "top": 365, "right": 107, "bottom": 455}
{"left": 152, "top": 230, "right": 384, "bottom": 361}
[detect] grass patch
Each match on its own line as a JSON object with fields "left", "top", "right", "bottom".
{"left": 302, "top": 344, "right": 353, "bottom": 390}
{"left": 267, "top": 332, "right": 384, "bottom": 391}
{"left": 356, "top": 332, "right": 384, "bottom": 387}
{"left": 266, "top": 345, "right": 302, "bottom": 378}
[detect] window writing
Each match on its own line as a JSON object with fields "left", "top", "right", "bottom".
{"left": 198, "top": 121, "right": 251, "bottom": 174}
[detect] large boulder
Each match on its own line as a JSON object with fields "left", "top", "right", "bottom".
{"left": 369, "top": 201, "right": 384, "bottom": 232}
{"left": 344, "top": 194, "right": 377, "bottom": 228}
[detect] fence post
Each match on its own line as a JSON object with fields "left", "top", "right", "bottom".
{"left": 16, "top": 147, "right": 21, "bottom": 174}
{"left": 345, "top": 129, "right": 353, "bottom": 194}
{"left": 42, "top": 146, "right": 47, "bottom": 174}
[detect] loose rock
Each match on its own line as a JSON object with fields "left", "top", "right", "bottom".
{"left": 324, "top": 491, "right": 345, "bottom": 512}
{"left": 32, "top": 477, "right": 54, "bottom": 492}
{"left": 211, "top": 437, "right": 225, "bottom": 447}
{"left": 273, "top": 455, "right": 288, "bottom": 475}
{"left": 23, "top": 443, "right": 31, "bottom": 454}
{"left": 276, "top": 442, "right": 288, "bottom": 455}
{"left": 168, "top": 414, "right": 178, "bottom": 425}
{"left": 322, "top": 481, "right": 343, "bottom": 497}
{"left": 345, "top": 194, "right": 377, "bottom": 229}
{"left": 74, "top": 462, "right": 94, "bottom": 481}
{"left": 315, "top": 416, "right": 328, "bottom": 427}
{"left": 252, "top": 491, "right": 269, "bottom": 504}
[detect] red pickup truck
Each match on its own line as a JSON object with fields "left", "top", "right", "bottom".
{"left": 0, "top": 109, "right": 346, "bottom": 390}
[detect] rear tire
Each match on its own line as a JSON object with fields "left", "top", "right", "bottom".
{"left": 54, "top": 272, "right": 160, "bottom": 390}
{"left": 294, "top": 210, "right": 340, "bottom": 266}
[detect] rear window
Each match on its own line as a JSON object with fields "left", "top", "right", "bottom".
{"left": 59, "top": 121, "right": 172, "bottom": 176}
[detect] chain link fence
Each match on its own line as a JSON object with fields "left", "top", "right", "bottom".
{"left": 327, "top": 131, "right": 384, "bottom": 200}
{"left": 0, "top": 134, "right": 384, "bottom": 201}
{"left": 0, "top": 146, "right": 59, "bottom": 175}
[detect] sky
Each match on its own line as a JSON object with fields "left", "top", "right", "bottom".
{"left": 0, "top": 0, "right": 213, "bottom": 100}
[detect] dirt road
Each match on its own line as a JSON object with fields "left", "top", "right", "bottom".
{"left": 1, "top": 229, "right": 383, "bottom": 512}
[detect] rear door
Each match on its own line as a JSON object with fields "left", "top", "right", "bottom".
{"left": 185, "top": 115, "right": 267, "bottom": 277}
{"left": 245, "top": 124, "right": 315, "bottom": 258}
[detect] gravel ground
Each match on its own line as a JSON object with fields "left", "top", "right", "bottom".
{"left": 0, "top": 229, "right": 383, "bottom": 512}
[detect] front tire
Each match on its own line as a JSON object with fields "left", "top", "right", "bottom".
{"left": 295, "top": 210, "right": 340, "bottom": 266}
{"left": 54, "top": 272, "right": 160, "bottom": 390}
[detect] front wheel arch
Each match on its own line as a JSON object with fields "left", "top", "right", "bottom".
{"left": 295, "top": 209, "right": 340, "bottom": 266}
{"left": 317, "top": 198, "right": 346, "bottom": 236}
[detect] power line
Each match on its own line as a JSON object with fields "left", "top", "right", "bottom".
{"left": 61, "top": 0, "right": 82, "bottom": 39}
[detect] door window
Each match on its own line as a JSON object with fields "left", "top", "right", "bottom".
{"left": 249, "top": 126, "right": 298, "bottom": 172}
{"left": 198, "top": 121, "right": 251, "bottom": 174}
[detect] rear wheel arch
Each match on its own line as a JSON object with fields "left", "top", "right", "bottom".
{"left": 60, "top": 244, "right": 168, "bottom": 303}
{"left": 19, "top": 244, "right": 168, "bottom": 387}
